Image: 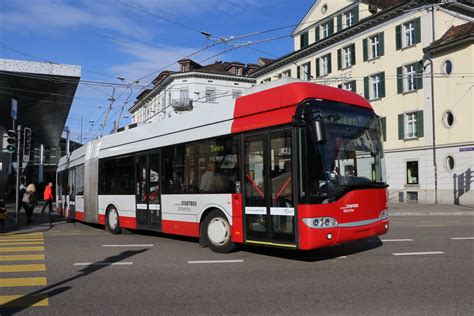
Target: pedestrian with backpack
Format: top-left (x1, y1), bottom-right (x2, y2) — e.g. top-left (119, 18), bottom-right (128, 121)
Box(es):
top-left (22, 183), bottom-right (37, 224)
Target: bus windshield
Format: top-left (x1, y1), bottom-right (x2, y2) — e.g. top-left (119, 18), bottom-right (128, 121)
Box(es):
top-left (299, 99), bottom-right (387, 204)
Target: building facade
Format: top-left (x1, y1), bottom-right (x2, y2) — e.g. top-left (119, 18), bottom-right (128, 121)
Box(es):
top-left (129, 59), bottom-right (261, 124)
top-left (250, 0), bottom-right (473, 205)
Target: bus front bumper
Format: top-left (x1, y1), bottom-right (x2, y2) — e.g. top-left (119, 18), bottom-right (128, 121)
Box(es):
top-left (298, 218), bottom-right (389, 250)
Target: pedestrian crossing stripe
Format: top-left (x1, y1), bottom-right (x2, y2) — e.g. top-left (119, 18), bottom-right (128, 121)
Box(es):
top-left (0, 294), bottom-right (49, 307)
top-left (0, 264), bottom-right (46, 273)
top-left (0, 238), bottom-right (44, 242)
top-left (0, 254), bottom-right (45, 261)
top-left (0, 277), bottom-right (47, 287)
top-left (0, 242), bottom-right (44, 246)
top-left (0, 246), bottom-right (45, 252)
top-left (0, 232), bottom-right (43, 236)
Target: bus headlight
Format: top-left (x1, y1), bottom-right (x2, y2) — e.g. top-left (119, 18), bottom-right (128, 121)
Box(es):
top-left (379, 209), bottom-right (389, 220)
top-left (303, 217), bottom-right (338, 229)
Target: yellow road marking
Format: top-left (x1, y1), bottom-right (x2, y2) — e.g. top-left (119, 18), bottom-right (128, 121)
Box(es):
top-left (0, 254), bottom-right (45, 261)
top-left (0, 242), bottom-right (44, 246)
top-left (0, 246), bottom-right (45, 252)
top-left (0, 264), bottom-right (46, 273)
top-left (0, 277), bottom-right (47, 287)
top-left (0, 232), bottom-right (43, 236)
top-left (0, 239), bottom-right (44, 242)
top-left (0, 294), bottom-right (49, 307)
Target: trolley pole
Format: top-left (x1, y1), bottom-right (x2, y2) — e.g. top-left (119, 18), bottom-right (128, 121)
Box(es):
top-left (15, 124), bottom-right (22, 226)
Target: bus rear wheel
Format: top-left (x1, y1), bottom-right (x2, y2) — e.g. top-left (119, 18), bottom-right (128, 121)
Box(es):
top-left (201, 210), bottom-right (237, 253)
top-left (106, 206), bottom-right (122, 234)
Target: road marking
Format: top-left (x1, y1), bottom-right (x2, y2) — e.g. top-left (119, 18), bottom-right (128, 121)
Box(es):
top-left (0, 254), bottom-right (45, 261)
top-left (0, 294), bottom-right (49, 307)
top-left (393, 251), bottom-right (445, 256)
top-left (0, 239), bottom-right (44, 243)
top-left (188, 259), bottom-right (244, 264)
top-left (102, 244), bottom-right (154, 247)
top-left (337, 256), bottom-right (347, 259)
top-left (0, 246), bottom-right (45, 252)
top-left (0, 232), bottom-right (43, 236)
top-left (0, 264), bottom-right (46, 273)
top-left (381, 239), bottom-right (413, 242)
top-left (450, 237), bottom-right (474, 240)
top-left (0, 242), bottom-right (44, 246)
top-left (73, 262), bottom-right (134, 266)
top-left (415, 225), bottom-right (446, 227)
top-left (0, 277), bottom-right (47, 287)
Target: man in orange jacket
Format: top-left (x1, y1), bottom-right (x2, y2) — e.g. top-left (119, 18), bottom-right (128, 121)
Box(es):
top-left (41, 182), bottom-right (54, 214)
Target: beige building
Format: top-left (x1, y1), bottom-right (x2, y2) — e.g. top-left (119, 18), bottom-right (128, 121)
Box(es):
top-left (250, 0), bottom-right (473, 205)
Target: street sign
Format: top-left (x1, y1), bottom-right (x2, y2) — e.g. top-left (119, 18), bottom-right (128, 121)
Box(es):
top-left (11, 99), bottom-right (18, 120)
top-left (12, 161), bottom-right (28, 173)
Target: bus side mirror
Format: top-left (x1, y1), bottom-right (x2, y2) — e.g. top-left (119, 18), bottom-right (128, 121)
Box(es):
top-left (314, 120), bottom-right (326, 143)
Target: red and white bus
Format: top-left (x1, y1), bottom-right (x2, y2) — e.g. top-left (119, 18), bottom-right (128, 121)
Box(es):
top-left (57, 81), bottom-right (389, 253)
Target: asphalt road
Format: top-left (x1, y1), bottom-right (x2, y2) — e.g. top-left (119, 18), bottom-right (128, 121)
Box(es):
top-left (1, 215), bottom-right (473, 315)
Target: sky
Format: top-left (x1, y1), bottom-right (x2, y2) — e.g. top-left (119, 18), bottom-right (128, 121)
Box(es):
top-left (0, 0), bottom-right (315, 143)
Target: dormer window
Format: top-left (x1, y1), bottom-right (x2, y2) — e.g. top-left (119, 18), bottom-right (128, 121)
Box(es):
top-left (235, 67), bottom-right (242, 76)
top-left (181, 64), bottom-right (190, 72)
top-left (321, 23), bottom-right (329, 39)
top-left (344, 11), bottom-right (353, 28)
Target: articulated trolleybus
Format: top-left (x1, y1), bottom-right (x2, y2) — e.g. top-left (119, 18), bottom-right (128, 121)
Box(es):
top-left (57, 80), bottom-right (389, 253)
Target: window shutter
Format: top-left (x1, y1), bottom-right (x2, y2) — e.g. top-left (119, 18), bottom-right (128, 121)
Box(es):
top-left (397, 66), bottom-right (403, 94)
top-left (380, 72), bottom-right (386, 98)
top-left (416, 110), bottom-right (424, 137)
top-left (297, 66), bottom-right (301, 79)
top-left (315, 25), bottom-right (320, 41)
top-left (396, 24), bottom-right (402, 50)
top-left (353, 5), bottom-right (359, 24)
top-left (337, 49), bottom-right (342, 70)
top-left (379, 32), bottom-right (385, 56)
top-left (351, 80), bottom-right (357, 93)
top-left (380, 117), bottom-right (387, 142)
top-left (364, 76), bottom-right (369, 99)
top-left (316, 58), bottom-right (320, 78)
top-left (329, 18), bottom-right (334, 35)
top-left (414, 17), bottom-right (421, 44)
top-left (398, 114), bottom-right (405, 140)
top-left (328, 54), bottom-right (332, 74)
top-left (363, 38), bottom-right (368, 61)
top-left (337, 14), bottom-right (342, 32)
top-left (351, 44), bottom-right (356, 66)
top-left (415, 61), bottom-right (423, 89)
top-left (307, 61), bottom-right (312, 79)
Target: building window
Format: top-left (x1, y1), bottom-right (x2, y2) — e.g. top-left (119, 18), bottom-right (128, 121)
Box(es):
top-left (205, 87), bottom-right (217, 102)
top-left (443, 60), bottom-right (453, 75)
top-left (445, 156), bottom-right (455, 172)
top-left (321, 22), bottom-right (329, 39)
top-left (442, 110), bottom-right (454, 128)
top-left (281, 69), bottom-right (291, 78)
top-left (316, 54), bottom-right (331, 78)
top-left (179, 89), bottom-right (189, 104)
top-left (370, 73), bottom-right (382, 99)
top-left (344, 10), bottom-right (353, 28)
top-left (406, 161), bottom-right (419, 185)
top-left (300, 32), bottom-right (309, 49)
top-left (338, 80), bottom-right (356, 93)
top-left (261, 78), bottom-right (271, 84)
top-left (397, 62), bottom-right (423, 94)
top-left (302, 62), bottom-right (311, 81)
top-left (396, 18), bottom-right (420, 50)
top-left (343, 46), bottom-right (352, 68)
top-left (406, 112), bottom-right (417, 139)
top-left (363, 33), bottom-right (384, 61)
top-left (370, 34), bottom-right (380, 59)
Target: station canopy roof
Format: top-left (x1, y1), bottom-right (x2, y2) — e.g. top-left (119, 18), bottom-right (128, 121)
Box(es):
top-left (0, 58), bottom-right (81, 147)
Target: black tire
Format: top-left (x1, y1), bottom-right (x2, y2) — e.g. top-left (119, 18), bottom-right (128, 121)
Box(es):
top-left (200, 210), bottom-right (238, 253)
top-left (106, 206), bottom-right (122, 234)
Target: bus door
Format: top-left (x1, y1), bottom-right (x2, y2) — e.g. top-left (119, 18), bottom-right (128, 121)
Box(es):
top-left (135, 152), bottom-right (161, 229)
top-left (243, 129), bottom-right (296, 246)
top-left (68, 167), bottom-right (76, 219)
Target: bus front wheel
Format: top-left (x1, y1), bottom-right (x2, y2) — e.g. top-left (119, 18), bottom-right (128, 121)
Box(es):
top-left (106, 206), bottom-right (122, 234)
top-left (201, 210), bottom-right (237, 253)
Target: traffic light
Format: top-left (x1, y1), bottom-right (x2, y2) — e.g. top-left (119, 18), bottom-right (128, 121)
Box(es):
top-left (23, 127), bottom-right (32, 159)
top-left (6, 130), bottom-right (17, 153)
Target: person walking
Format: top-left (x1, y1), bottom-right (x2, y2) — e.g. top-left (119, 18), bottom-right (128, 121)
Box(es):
top-left (41, 182), bottom-right (54, 214)
top-left (18, 179), bottom-right (26, 214)
top-left (22, 183), bottom-right (37, 224)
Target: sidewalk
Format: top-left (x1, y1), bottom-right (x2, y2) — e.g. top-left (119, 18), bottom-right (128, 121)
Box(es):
top-left (0, 202), bottom-right (65, 234)
top-left (389, 202), bottom-right (474, 216)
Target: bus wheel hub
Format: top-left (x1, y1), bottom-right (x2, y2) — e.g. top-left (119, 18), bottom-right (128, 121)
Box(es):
top-left (208, 218), bottom-right (229, 245)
